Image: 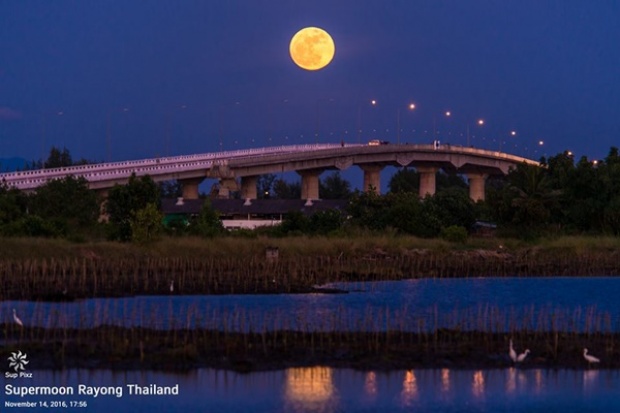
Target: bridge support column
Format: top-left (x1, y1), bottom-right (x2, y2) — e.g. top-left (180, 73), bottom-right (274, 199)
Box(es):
top-left (418, 167), bottom-right (438, 198)
top-left (95, 189), bottom-right (110, 223)
top-left (240, 176), bottom-right (258, 201)
top-left (298, 169), bottom-right (322, 201)
top-left (217, 178), bottom-right (239, 199)
top-left (179, 177), bottom-right (204, 200)
top-left (361, 165), bottom-right (383, 194)
top-left (467, 173), bottom-right (488, 202)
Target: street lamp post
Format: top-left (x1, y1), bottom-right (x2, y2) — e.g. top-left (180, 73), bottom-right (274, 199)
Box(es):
top-left (499, 130), bottom-right (516, 152)
top-left (357, 99), bottom-right (377, 144)
top-left (466, 119), bottom-right (484, 147)
top-left (433, 110), bottom-right (452, 144)
top-left (396, 103), bottom-right (415, 145)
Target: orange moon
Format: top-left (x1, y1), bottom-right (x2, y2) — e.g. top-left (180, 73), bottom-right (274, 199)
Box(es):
top-left (289, 27), bottom-right (335, 71)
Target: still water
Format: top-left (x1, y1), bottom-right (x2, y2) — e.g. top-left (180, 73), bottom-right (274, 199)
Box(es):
top-left (2, 277), bottom-right (620, 332)
top-left (4, 368), bottom-right (619, 412)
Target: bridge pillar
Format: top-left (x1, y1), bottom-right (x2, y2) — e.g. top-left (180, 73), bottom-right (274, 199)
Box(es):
top-left (95, 189), bottom-right (110, 223)
top-left (298, 169), bottom-right (322, 201)
top-left (467, 173), bottom-right (488, 202)
top-left (180, 177), bottom-right (204, 200)
top-left (361, 165), bottom-right (383, 194)
top-left (217, 178), bottom-right (239, 199)
top-left (418, 166), bottom-right (438, 197)
top-left (240, 176), bottom-right (258, 200)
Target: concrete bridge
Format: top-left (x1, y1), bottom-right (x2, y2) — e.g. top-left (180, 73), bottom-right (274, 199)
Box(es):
top-left (0, 143), bottom-right (539, 202)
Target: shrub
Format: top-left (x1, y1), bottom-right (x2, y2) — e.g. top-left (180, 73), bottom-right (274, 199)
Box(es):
top-left (440, 225), bottom-right (468, 243)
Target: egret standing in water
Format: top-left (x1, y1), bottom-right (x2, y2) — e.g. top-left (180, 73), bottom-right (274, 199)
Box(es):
top-left (516, 349), bottom-right (530, 363)
top-left (509, 339), bottom-right (529, 363)
top-left (509, 339), bottom-right (517, 363)
top-left (13, 309), bottom-right (23, 327)
top-left (583, 348), bottom-right (600, 367)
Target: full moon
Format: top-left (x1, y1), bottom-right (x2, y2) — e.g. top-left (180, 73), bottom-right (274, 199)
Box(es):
top-left (289, 27), bottom-right (335, 71)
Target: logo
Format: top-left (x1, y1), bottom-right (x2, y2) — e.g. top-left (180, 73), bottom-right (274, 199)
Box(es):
top-left (5, 351), bottom-right (32, 379)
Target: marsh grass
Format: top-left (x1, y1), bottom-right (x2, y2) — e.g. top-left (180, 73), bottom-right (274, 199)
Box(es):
top-left (3, 323), bottom-right (618, 371)
top-left (1, 234), bottom-right (620, 300)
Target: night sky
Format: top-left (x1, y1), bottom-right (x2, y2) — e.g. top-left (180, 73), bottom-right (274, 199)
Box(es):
top-left (2, 1), bottom-right (619, 172)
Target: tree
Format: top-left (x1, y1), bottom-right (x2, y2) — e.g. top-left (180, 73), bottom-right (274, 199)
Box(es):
top-left (384, 192), bottom-right (442, 237)
top-left (257, 174), bottom-right (277, 199)
top-left (0, 182), bottom-right (28, 226)
top-left (106, 174), bottom-right (160, 241)
top-left (130, 203), bottom-right (163, 243)
top-left (488, 162), bottom-right (557, 237)
top-left (389, 168), bottom-right (467, 194)
top-left (431, 188), bottom-right (476, 230)
top-left (29, 176), bottom-right (100, 228)
top-left (436, 170), bottom-right (468, 191)
top-left (309, 209), bottom-right (345, 234)
top-left (347, 190), bottom-right (389, 231)
top-left (388, 168), bottom-right (419, 193)
top-left (159, 180), bottom-right (183, 198)
top-left (320, 172), bottom-right (352, 199)
top-left (191, 199), bottom-right (224, 237)
top-left (44, 146), bottom-right (73, 169)
top-left (277, 210), bottom-right (309, 235)
top-left (273, 179), bottom-right (301, 199)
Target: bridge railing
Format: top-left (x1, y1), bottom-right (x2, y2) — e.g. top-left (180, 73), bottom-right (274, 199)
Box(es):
top-left (0, 144), bottom-right (347, 190)
top-left (0, 143), bottom-right (535, 191)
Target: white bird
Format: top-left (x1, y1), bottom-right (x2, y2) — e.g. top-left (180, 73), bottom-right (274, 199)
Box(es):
top-left (12, 309), bottom-right (23, 327)
top-left (516, 349), bottom-right (530, 363)
top-left (169, 280), bottom-right (174, 293)
top-left (509, 339), bottom-right (517, 363)
top-left (583, 348), bottom-right (600, 366)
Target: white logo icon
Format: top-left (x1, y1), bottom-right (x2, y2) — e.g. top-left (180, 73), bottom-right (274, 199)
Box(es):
top-left (8, 351), bottom-right (29, 372)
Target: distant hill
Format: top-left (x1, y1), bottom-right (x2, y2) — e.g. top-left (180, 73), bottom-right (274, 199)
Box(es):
top-left (0, 157), bottom-right (29, 172)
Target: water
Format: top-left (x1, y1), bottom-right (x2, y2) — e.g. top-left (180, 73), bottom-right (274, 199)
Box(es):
top-left (3, 277), bottom-right (620, 411)
top-left (3, 368), bottom-right (619, 412)
top-left (2, 277), bottom-right (620, 332)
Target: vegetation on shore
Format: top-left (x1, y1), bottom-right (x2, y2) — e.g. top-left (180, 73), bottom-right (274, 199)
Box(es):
top-left (3, 326), bottom-right (618, 371)
top-left (0, 235), bottom-right (619, 301)
top-left (4, 146), bottom-right (620, 243)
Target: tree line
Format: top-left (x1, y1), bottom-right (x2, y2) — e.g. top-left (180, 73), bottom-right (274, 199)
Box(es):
top-left (1, 146), bottom-right (619, 242)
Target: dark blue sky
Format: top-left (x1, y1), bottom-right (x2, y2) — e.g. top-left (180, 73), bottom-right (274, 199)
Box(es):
top-left (1, 0), bottom-right (619, 166)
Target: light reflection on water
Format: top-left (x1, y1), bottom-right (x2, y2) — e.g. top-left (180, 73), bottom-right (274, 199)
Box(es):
top-left (5, 368), bottom-right (619, 413)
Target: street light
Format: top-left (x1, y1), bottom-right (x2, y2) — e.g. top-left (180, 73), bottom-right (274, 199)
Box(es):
top-left (466, 119), bottom-right (485, 147)
top-left (106, 107), bottom-right (129, 162)
top-left (499, 130), bottom-right (517, 152)
top-left (534, 140), bottom-right (545, 158)
top-left (432, 110), bottom-right (452, 144)
top-left (396, 103), bottom-right (415, 145)
top-left (356, 99), bottom-right (377, 144)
